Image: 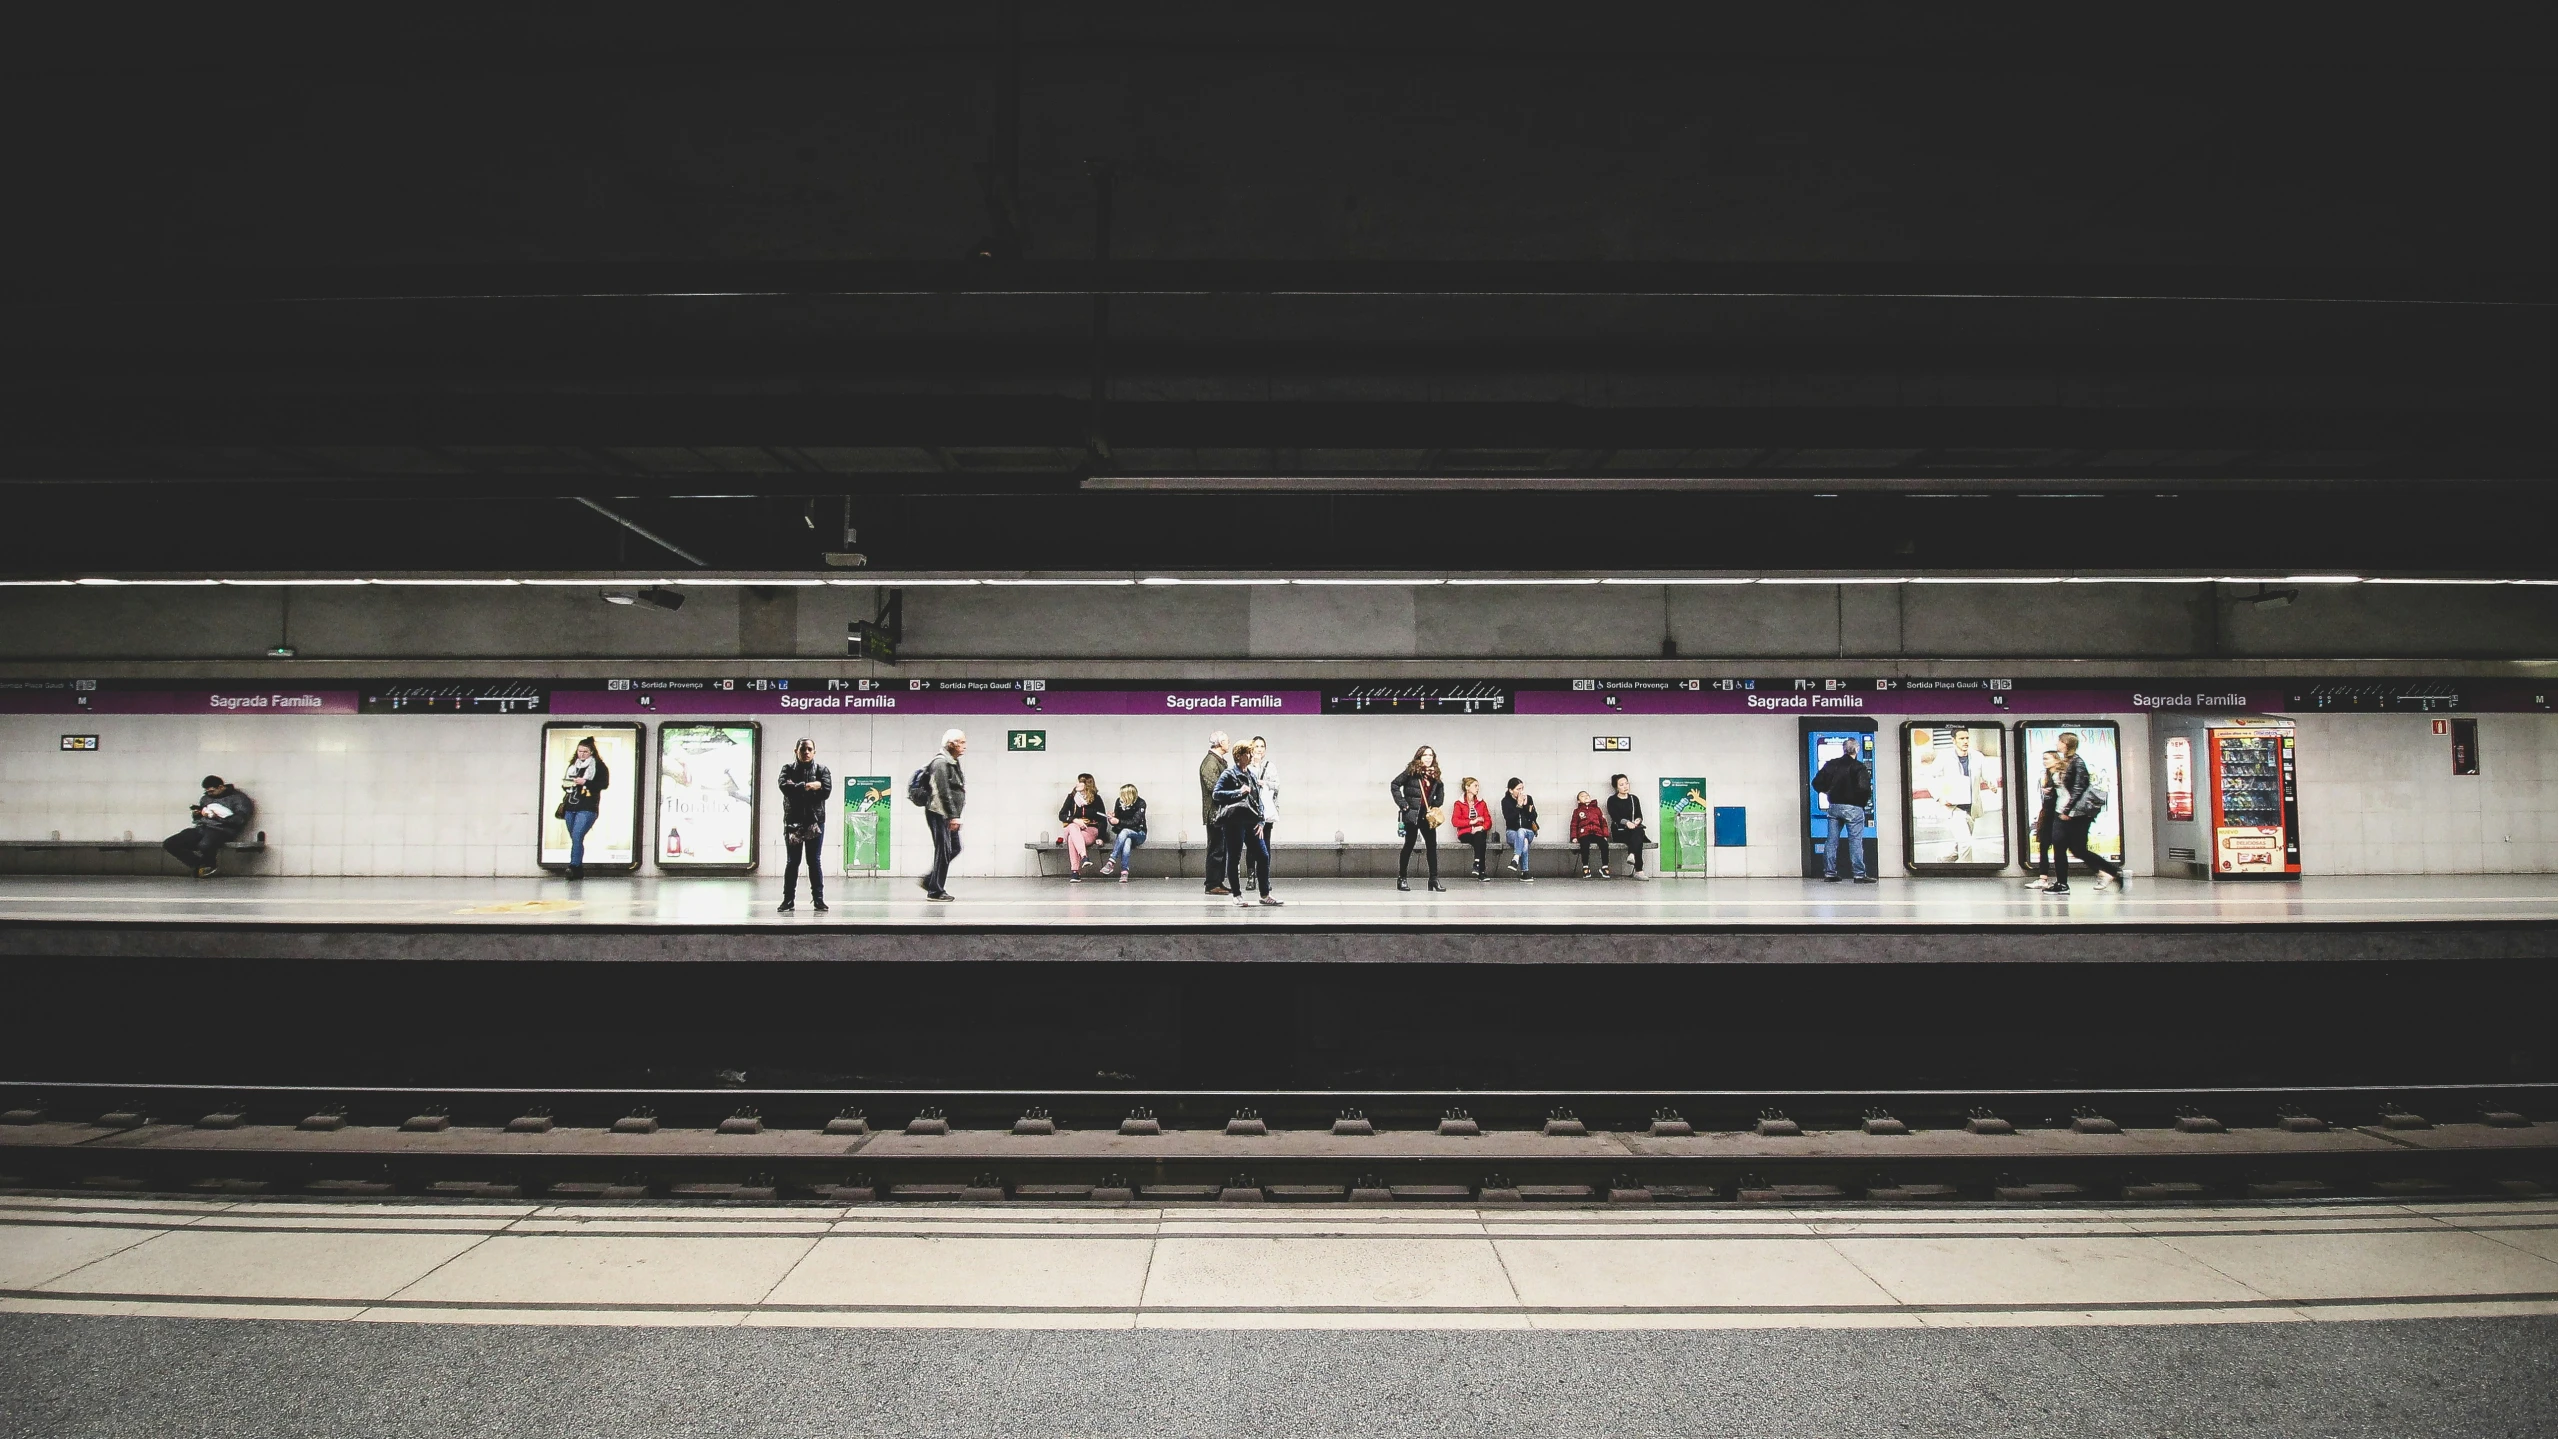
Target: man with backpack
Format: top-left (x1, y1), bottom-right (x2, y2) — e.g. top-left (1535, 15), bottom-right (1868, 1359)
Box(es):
top-left (913, 728), bottom-right (967, 902)
top-left (2048, 730), bottom-right (2126, 894)
top-left (1811, 743), bottom-right (1875, 883)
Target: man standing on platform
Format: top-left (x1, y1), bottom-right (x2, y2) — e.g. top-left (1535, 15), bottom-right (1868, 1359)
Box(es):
top-left (1198, 730), bottom-right (1232, 895)
top-left (922, 728), bottom-right (967, 903)
top-left (777, 737), bottom-right (832, 914)
top-left (1812, 744), bottom-right (1875, 884)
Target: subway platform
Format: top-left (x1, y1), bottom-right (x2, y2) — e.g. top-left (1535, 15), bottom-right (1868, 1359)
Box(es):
top-left (2, 872), bottom-right (2555, 966)
top-left (3, 1192), bottom-right (2555, 1437)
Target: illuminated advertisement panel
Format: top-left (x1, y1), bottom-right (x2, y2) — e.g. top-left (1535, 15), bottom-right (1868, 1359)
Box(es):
top-left (654, 722), bottom-right (760, 872)
top-left (1900, 722), bottom-right (2010, 873)
top-left (2014, 721), bottom-right (2124, 868)
top-left (539, 722), bottom-right (643, 872)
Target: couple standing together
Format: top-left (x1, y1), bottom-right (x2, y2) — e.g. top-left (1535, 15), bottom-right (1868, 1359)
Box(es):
top-left (1199, 731), bottom-right (1282, 905)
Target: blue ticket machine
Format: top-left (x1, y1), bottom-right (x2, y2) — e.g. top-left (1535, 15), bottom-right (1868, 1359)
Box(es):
top-left (1800, 718), bottom-right (1879, 878)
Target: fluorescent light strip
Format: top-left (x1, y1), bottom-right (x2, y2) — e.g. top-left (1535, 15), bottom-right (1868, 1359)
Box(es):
top-left (672, 577), bottom-right (826, 586)
top-left (830, 577), bottom-right (979, 585)
top-left (1599, 577), bottom-right (1755, 585)
top-left (979, 579), bottom-right (1137, 587)
top-left (215, 578), bottom-right (372, 586)
top-left (371, 578), bottom-right (520, 586)
top-left (2281, 575), bottom-right (2365, 584)
top-left (75, 577), bottom-right (219, 586)
top-left (1139, 577), bottom-right (1290, 586)
top-left (1445, 578), bottom-right (1601, 586)
top-left (1291, 578), bottom-right (1446, 586)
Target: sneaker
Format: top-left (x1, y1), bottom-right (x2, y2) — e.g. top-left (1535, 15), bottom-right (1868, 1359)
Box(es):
top-left (1118, 872), bottom-right (1130, 883)
top-left (1632, 870), bottom-right (1650, 881)
top-left (1823, 874), bottom-right (1842, 883)
top-left (2022, 876), bottom-right (2051, 889)
top-left (2113, 873), bottom-right (2129, 891)
top-left (926, 891), bottom-right (955, 903)
top-left (1579, 867), bottom-right (1593, 879)
top-left (1476, 872), bottom-right (1492, 883)
top-left (195, 865), bottom-right (218, 879)
top-left (812, 899), bottom-right (828, 912)
top-left (2093, 871), bottom-right (2115, 891)
top-left (778, 900), bottom-right (795, 913)
top-left (1853, 875), bottom-right (1876, 884)
top-left (1099, 861), bottom-right (1116, 877)
top-left (2043, 884), bottom-right (2070, 894)
top-left (1069, 874), bottom-right (1082, 883)
top-left (1520, 872), bottom-right (1534, 883)
top-left (1260, 896), bottom-right (1284, 906)
top-left (1598, 867), bottom-right (1612, 879)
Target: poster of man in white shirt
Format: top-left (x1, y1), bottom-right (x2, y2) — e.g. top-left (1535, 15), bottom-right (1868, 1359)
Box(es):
top-left (1906, 723), bottom-right (2007, 868)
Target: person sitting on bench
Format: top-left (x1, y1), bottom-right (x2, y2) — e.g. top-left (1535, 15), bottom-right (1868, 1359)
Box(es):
top-left (164, 775), bottom-right (255, 878)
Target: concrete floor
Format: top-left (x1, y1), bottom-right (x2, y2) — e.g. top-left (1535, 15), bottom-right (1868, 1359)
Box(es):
top-left (3, 1195), bottom-right (2555, 1436)
top-left (4, 871), bottom-right (2556, 930)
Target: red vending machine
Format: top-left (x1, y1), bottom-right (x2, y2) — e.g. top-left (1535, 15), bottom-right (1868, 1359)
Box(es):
top-left (2153, 715), bottom-right (2301, 879)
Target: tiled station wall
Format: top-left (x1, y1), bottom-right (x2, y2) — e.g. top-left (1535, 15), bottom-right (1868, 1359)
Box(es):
top-left (3, 709), bottom-right (2548, 879)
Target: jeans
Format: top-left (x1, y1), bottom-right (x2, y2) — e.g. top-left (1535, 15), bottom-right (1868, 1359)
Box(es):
top-left (564, 808), bottom-right (598, 870)
top-left (1108, 829), bottom-right (1146, 870)
top-left (1219, 813), bottom-right (1269, 898)
top-left (1509, 829), bottom-right (1533, 871)
top-left (782, 826), bottom-right (824, 903)
top-left (2053, 813), bottom-right (2118, 886)
top-left (925, 817), bottom-right (963, 896)
top-left (1825, 804), bottom-right (1867, 878)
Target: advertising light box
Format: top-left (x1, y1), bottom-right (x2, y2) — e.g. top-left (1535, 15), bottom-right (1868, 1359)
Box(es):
top-left (539, 722), bottom-right (643, 872)
top-left (1900, 722), bottom-right (2010, 873)
top-left (2014, 721), bottom-right (2124, 868)
top-left (655, 722), bottom-right (760, 872)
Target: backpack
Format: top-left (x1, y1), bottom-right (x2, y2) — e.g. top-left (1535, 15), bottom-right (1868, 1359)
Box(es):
top-left (2084, 768), bottom-right (2111, 813)
top-left (906, 762), bottom-right (935, 807)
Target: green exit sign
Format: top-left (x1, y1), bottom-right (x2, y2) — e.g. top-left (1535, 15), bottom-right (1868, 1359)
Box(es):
top-left (1008, 730), bottom-right (1047, 752)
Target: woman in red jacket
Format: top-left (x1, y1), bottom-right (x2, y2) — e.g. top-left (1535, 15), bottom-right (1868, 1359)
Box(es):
top-left (1451, 776), bottom-right (1496, 881)
top-left (1569, 790), bottom-right (1610, 878)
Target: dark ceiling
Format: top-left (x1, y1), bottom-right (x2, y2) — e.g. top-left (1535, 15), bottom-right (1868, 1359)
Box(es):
top-left (3, 5), bottom-right (2554, 572)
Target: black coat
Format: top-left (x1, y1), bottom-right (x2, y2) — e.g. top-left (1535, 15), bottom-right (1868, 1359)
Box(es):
top-left (1812, 754), bottom-right (1872, 807)
top-left (1390, 770), bottom-right (1445, 823)
top-left (1112, 797), bottom-right (1148, 835)
top-left (778, 760), bottom-right (833, 827)
top-left (1059, 791), bottom-right (1110, 830)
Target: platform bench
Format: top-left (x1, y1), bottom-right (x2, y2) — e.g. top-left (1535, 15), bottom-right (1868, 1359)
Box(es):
top-left (0, 834), bottom-right (268, 876)
top-left (1022, 837), bottom-right (1628, 880)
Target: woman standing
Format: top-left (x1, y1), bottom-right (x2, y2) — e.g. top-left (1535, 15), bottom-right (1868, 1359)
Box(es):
top-left (1605, 773), bottom-right (1651, 880)
top-left (1570, 791), bottom-right (1608, 878)
top-left (1501, 777), bottom-right (1539, 882)
top-left (1390, 745), bottom-right (1447, 893)
top-left (1452, 777), bottom-right (1495, 881)
top-left (1103, 784), bottom-right (1147, 881)
top-left (558, 736), bottom-right (609, 882)
top-left (1057, 773), bottom-right (1109, 881)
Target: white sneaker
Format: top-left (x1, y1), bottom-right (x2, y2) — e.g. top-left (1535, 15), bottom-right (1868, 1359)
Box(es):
top-left (2094, 871), bottom-right (2116, 891)
top-left (2023, 876), bottom-right (2051, 890)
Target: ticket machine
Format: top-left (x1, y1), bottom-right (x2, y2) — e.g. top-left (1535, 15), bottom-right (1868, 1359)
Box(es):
top-left (1799, 718), bottom-right (1879, 878)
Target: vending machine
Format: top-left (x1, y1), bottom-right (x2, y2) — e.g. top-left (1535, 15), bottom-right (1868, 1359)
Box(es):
top-left (2152, 715), bottom-right (2301, 879)
top-left (1799, 718), bottom-right (1880, 878)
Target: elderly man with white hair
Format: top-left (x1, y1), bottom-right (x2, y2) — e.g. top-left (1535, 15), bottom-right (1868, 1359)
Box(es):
top-left (1197, 729), bottom-right (1233, 895)
top-left (921, 728), bottom-right (967, 903)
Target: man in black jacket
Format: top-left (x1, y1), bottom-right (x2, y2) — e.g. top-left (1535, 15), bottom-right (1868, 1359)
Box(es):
top-left (164, 775), bottom-right (255, 877)
top-left (1811, 746), bottom-right (1875, 883)
top-left (777, 738), bottom-right (833, 913)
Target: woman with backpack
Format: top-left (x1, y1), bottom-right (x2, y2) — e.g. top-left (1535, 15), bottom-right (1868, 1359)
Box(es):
top-left (2048, 731), bottom-right (2126, 894)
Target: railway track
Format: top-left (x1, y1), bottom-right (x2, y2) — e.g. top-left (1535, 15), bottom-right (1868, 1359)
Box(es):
top-left (5, 1080), bottom-right (2553, 1204)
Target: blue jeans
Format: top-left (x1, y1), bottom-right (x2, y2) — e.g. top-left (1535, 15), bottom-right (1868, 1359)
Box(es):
top-left (1508, 830), bottom-right (1533, 870)
top-left (1825, 804), bottom-right (1867, 879)
top-left (1108, 829), bottom-right (1146, 869)
top-left (565, 807), bottom-right (598, 869)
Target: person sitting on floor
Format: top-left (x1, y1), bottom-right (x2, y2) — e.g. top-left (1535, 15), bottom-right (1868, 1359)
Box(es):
top-left (163, 775), bottom-right (255, 878)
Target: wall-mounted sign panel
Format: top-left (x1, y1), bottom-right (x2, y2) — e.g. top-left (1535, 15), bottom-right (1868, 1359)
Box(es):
top-left (842, 775), bottom-right (892, 872)
top-left (654, 722), bottom-right (760, 872)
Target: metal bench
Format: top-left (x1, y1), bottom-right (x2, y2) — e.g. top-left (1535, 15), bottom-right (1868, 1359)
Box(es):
top-left (1022, 836), bottom-right (1611, 879)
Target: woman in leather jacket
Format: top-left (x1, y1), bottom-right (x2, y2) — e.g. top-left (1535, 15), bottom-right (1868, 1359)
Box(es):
top-left (1390, 744), bottom-right (1447, 892)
